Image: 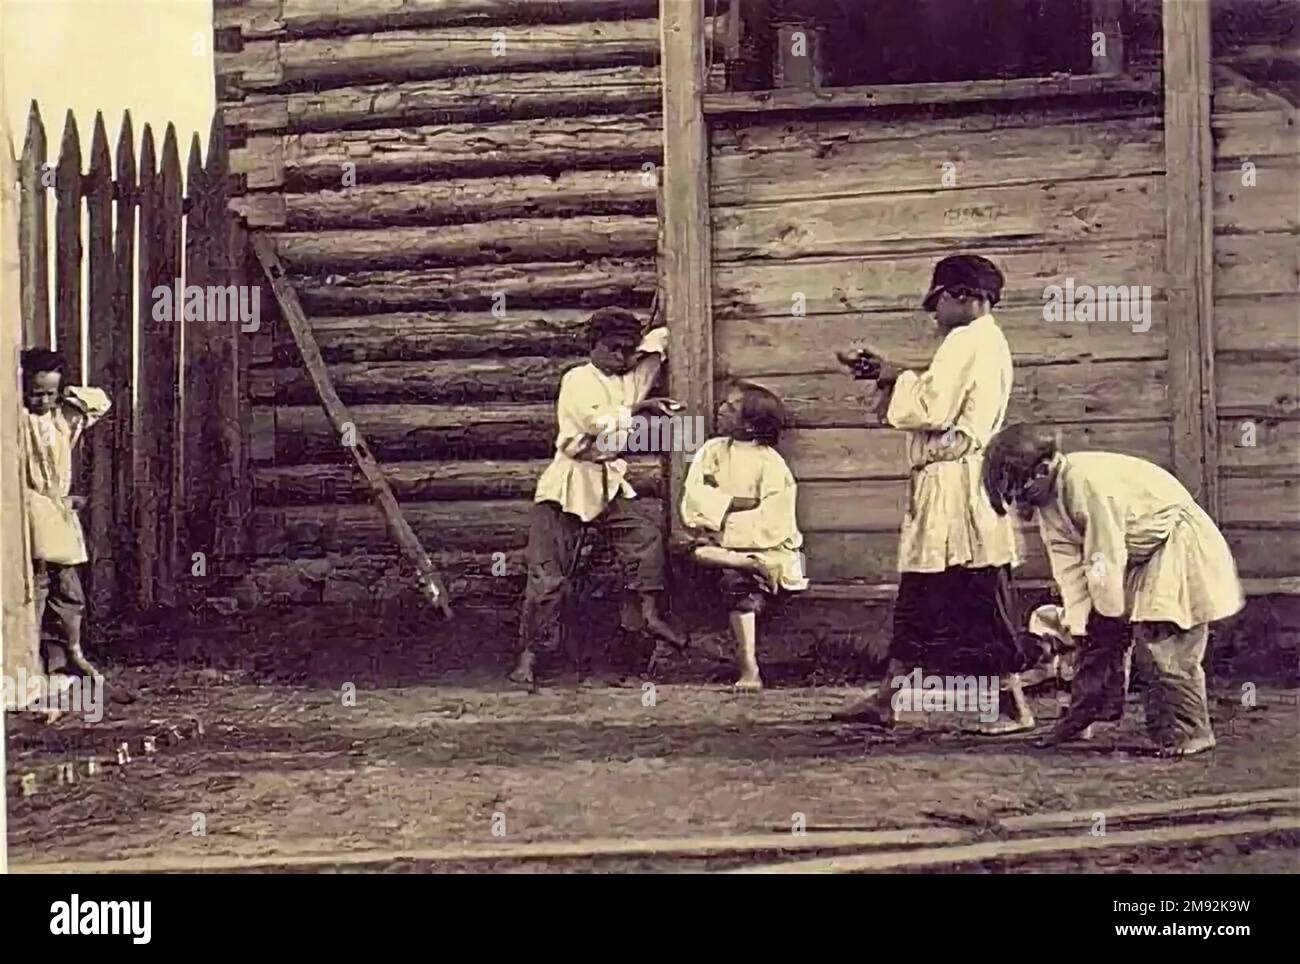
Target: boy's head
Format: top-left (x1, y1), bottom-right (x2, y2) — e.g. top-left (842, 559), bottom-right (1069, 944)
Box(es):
top-left (982, 423), bottom-right (1060, 520)
top-left (921, 255), bottom-right (1004, 330)
top-left (21, 348), bottom-right (66, 415)
top-left (717, 380), bottom-right (785, 447)
top-left (586, 307), bottom-right (645, 375)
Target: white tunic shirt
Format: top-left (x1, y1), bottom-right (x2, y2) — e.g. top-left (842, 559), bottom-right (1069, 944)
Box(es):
top-left (885, 313), bottom-right (1019, 573)
top-left (680, 437), bottom-right (809, 591)
top-left (1036, 452), bottom-right (1244, 634)
top-left (533, 326), bottom-right (668, 523)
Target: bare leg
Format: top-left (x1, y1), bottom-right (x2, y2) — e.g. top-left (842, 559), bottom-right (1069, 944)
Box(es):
top-left (831, 659), bottom-right (903, 727)
top-left (730, 611), bottom-right (762, 691)
top-left (691, 546), bottom-right (779, 593)
top-left (639, 591), bottom-right (687, 649)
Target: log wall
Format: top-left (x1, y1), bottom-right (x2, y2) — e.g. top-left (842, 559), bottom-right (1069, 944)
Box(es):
top-left (214, 0), bottom-right (672, 606)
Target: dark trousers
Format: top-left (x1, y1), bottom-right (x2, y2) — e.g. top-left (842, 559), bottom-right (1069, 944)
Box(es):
top-left (518, 498), bottom-right (665, 654)
top-left (889, 565), bottom-right (1025, 675)
top-left (34, 561), bottom-right (85, 673)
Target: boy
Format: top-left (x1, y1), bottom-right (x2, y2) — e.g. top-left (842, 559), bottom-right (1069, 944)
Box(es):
top-left (21, 347), bottom-right (111, 681)
top-left (982, 424), bottom-right (1243, 756)
top-left (510, 308), bottom-right (686, 686)
top-left (832, 255), bottom-right (1034, 731)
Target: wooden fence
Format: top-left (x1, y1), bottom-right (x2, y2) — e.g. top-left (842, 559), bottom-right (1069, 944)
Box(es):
top-left (11, 101), bottom-right (249, 618)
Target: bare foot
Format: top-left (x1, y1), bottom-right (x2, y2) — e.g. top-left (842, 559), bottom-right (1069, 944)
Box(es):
top-left (732, 676), bottom-right (763, 693)
top-left (1154, 734), bottom-right (1216, 758)
top-left (507, 650), bottom-right (535, 687)
top-left (642, 612), bottom-right (688, 651)
top-left (978, 716), bottom-right (1036, 735)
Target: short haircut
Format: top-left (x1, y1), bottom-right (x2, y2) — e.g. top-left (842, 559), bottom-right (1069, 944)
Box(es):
top-left (730, 380), bottom-right (786, 447)
top-left (21, 348), bottom-right (66, 392)
top-left (586, 307), bottom-right (643, 348)
top-left (982, 423), bottom-right (1059, 516)
top-left (946, 283), bottom-right (1000, 307)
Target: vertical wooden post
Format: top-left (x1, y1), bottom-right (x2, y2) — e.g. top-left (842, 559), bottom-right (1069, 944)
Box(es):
top-left (659, 0), bottom-right (715, 524)
top-left (112, 113), bottom-right (138, 605)
top-left (85, 114), bottom-right (116, 617)
top-left (1162, 0), bottom-right (1218, 515)
top-left (135, 124), bottom-right (159, 609)
top-left (158, 126), bottom-right (183, 608)
top-left (183, 132), bottom-right (215, 595)
top-left (54, 111), bottom-right (82, 381)
top-left (18, 102), bottom-right (48, 350)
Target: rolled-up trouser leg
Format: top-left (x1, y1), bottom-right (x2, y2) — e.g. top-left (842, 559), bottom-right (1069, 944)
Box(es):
top-left (1055, 614), bottom-right (1131, 737)
top-left (518, 502), bottom-right (584, 655)
top-left (601, 496), bottom-right (665, 593)
top-left (1132, 622), bottom-right (1213, 748)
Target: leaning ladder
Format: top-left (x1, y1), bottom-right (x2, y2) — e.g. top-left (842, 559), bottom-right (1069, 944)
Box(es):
top-left (252, 235), bottom-right (452, 617)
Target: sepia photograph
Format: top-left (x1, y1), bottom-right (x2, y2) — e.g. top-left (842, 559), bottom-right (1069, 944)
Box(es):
top-left (0, 0), bottom-right (1296, 908)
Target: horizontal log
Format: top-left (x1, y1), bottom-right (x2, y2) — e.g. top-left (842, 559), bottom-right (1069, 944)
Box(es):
top-left (292, 257), bottom-right (656, 313)
top-left (712, 117), bottom-right (1164, 207)
top-left (1213, 161), bottom-right (1300, 234)
top-left (1218, 417), bottom-right (1300, 475)
top-left (1212, 109), bottom-right (1300, 161)
top-left (270, 0), bottom-right (661, 35)
top-left (752, 359), bottom-right (1167, 428)
top-left (251, 20), bottom-right (661, 93)
top-left (780, 421), bottom-right (1171, 481)
top-left (272, 215), bottom-right (657, 271)
top-left (801, 530), bottom-right (1051, 583)
top-left (270, 168), bottom-right (655, 230)
top-left (1210, 64), bottom-right (1296, 113)
top-left (1220, 476), bottom-right (1300, 527)
top-left (718, 305), bottom-right (1169, 377)
top-left (714, 239), bottom-right (1166, 318)
top-left (1216, 356), bottom-right (1300, 418)
top-left (277, 308), bottom-right (611, 363)
top-left (1215, 233), bottom-right (1300, 297)
top-left (1213, 295), bottom-right (1300, 354)
top-left (277, 114), bottom-right (662, 188)
top-left (224, 65), bottom-right (662, 134)
top-left (713, 177), bottom-right (1164, 261)
top-left (1226, 527), bottom-right (1300, 578)
top-left (250, 355), bottom-right (580, 404)
top-left (252, 456), bottom-right (664, 504)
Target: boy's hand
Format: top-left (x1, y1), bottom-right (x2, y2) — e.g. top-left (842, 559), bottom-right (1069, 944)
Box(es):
top-left (634, 397), bottom-right (682, 418)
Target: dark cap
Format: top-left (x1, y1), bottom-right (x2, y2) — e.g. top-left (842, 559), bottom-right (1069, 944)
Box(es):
top-left (921, 255), bottom-right (1005, 311)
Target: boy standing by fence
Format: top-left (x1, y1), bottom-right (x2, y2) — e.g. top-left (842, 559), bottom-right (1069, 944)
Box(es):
top-left (21, 348), bottom-right (111, 681)
top-left (510, 308), bottom-right (686, 687)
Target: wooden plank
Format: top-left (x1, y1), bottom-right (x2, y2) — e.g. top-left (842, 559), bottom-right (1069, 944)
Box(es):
top-left (780, 422), bottom-right (1171, 481)
top-left (252, 235), bottom-right (452, 615)
top-left (252, 456), bottom-right (664, 505)
top-left (265, 169), bottom-right (656, 230)
top-left (999, 787), bottom-right (1300, 832)
top-left (1220, 476), bottom-right (1300, 527)
top-left (1216, 355), bottom-right (1300, 419)
top-left (1215, 232), bottom-right (1300, 296)
top-left (1, 84), bottom-right (41, 707)
top-left (276, 113), bottom-right (662, 189)
top-left (1211, 109), bottom-right (1300, 161)
top-left (1213, 295), bottom-right (1300, 354)
top-left (1213, 160), bottom-right (1300, 234)
top-left (713, 238), bottom-right (1165, 318)
top-left (712, 177), bottom-right (1164, 261)
top-left (224, 66), bottom-right (662, 135)
top-left (133, 125), bottom-right (160, 609)
top-left (802, 530), bottom-right (1048, 584)
top-left (711, 116), bottom-right (1163, 207)
top-left (752, 359), bottom-right (1167, 429)
top-left (157, 127), bottom-right (183, 608)
top-left (293, 257), bottom-right (656, 314)
top-left (733, 816), bottom-right (1300, 874)
top-left (110, 113), bottom-right (137, 604)
top-left (53, 111), bottom-right (81, 379)
top-left (271, 215), bottom-right (657, 271)
top-left (718, 306), bottom-right (1168, 378)
top-left (660, 0), bottom-right (715, 530)
top-left (18, 101), bottom-right (49, 349)
top-left (703, 72), bottom-right (1159, 115)
top-left (271, 0), bottom-right (661, 36)
top-left (1226, 527), bottom-right (1300, 578)
top-left (268, 401), bottom-right (555, 463)
top-left (1218, 416), bottom-right (1300, 475)
top-left (1164, 0), bottom-right (1222, 514)
top-left (250, 355), bottom-right (578, 405)
top-left (279, 308), bottom-right (624, 363)
top-left (84, 114), bottom-right (116, 616)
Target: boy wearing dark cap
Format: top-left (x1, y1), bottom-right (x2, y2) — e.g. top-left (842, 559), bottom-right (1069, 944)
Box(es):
top-left (510, 308), bottom-right (686, 687)
top-left (834, 255), bottom-right (1034, 731)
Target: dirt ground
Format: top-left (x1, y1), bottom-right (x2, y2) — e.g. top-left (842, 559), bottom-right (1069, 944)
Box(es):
top-left (5, 611), bottom-right (1299, 873)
